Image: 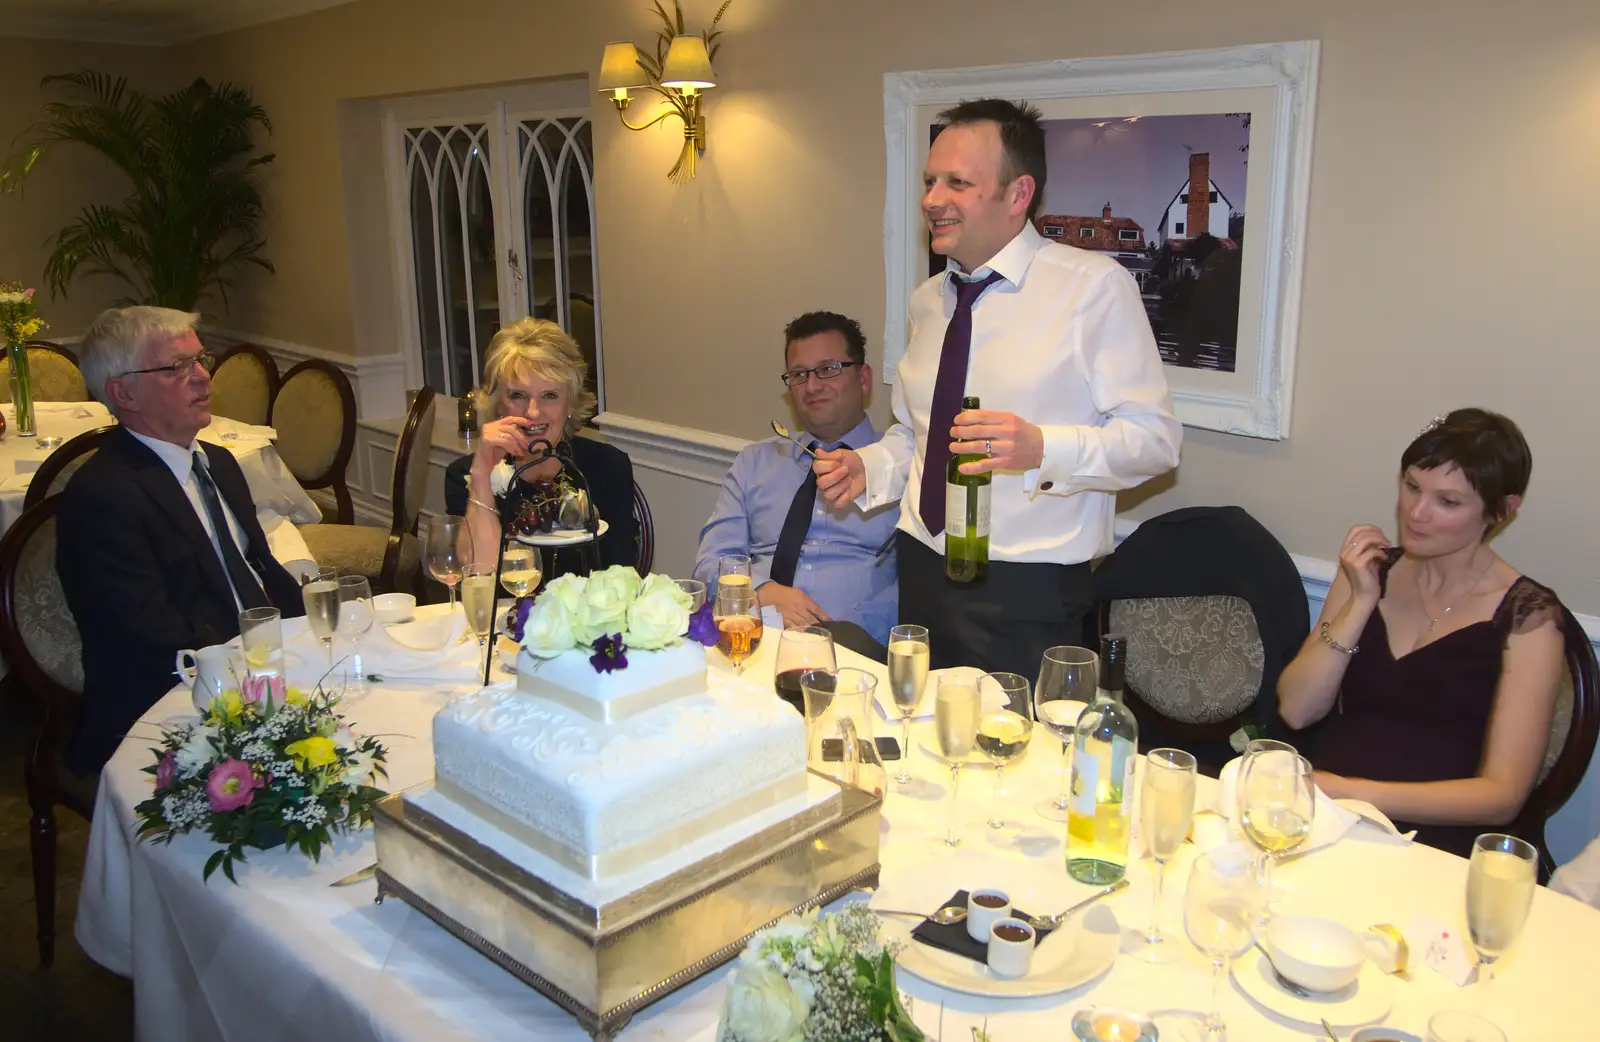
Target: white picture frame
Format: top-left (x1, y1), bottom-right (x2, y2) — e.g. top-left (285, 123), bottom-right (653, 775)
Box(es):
top-left (882, 41), bottom-right (1320, 440)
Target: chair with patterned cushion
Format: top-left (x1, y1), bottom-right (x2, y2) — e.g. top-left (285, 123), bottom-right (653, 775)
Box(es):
top-left (0, 497), bottom-right (96, 967)
top-left (298, 387), bottom-right (436, 594)
top-left (0, 341), bottom-right (90, 403)
top-left (24, 425), bottom-right (116, 511)
top-left (632, 479), bottom-right (654, 576)
top-left (1514, 605), bottom-right (1599, 880)
top-left (209, 343), bottom-right (280, 426)
top-left (270, 359), bottom-right (356, 524)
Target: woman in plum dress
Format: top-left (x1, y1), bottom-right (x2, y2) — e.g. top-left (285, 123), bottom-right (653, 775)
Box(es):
top-left (1277, 409), bottom-right (1566, 857)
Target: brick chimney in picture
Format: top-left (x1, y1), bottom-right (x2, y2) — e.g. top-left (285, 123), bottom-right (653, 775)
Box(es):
top-left (1102, 203), bottom-right (1113, 219)
top-left (1187, 153), bottom-right (1210, 238)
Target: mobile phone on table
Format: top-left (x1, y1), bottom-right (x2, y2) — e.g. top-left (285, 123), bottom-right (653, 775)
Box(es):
top-left (820, 736), bottom-right (901, 761)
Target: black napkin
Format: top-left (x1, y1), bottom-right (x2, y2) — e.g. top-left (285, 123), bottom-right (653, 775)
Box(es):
top-left (910, 889), bottom-right (1056, 963)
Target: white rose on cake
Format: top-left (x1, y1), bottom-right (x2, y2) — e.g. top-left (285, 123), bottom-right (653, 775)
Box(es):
top-left (541, 573), bottom-right (588, 614)
top-left (522, 596), bottom-right (578, 657)
top-left (572, 574), bottom-right (631, 645)
top-left (585, 564), bottom-right (641, 605)
top-left (626, 585), bottom-right (690, 649)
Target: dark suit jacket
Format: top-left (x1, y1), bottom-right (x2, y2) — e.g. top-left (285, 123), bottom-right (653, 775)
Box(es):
top-left (57, 428), bottom-right (305, 774)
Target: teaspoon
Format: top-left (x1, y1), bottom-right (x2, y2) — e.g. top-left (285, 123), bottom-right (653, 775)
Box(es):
top-left (771, 421), bottom-right (818, 458)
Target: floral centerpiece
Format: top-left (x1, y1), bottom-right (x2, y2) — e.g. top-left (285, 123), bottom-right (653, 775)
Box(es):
top-left (716, 904), bottom-right (923, 1042)
top-left (134, 674), bottom-right (388, 883)
top-left (0, 282), bottom-right (47, 437)
top-left (515, 565), bottom-right (719, 673)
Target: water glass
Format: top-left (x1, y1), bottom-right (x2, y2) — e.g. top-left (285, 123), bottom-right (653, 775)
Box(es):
top-left (335, 575), bottom-right (374, 691)
top-left (1033, 645), bottom-right (1096, 822)
top-left (1132, 748), bottom-right (1197, 962)
top-left (773, 626), bottom-right (836, 715)
top-left (799, 668), bottom-right (879, 792)
top-left (886, 624), bottom-right (930, 787)
top-left (238, 607), bottom-right (283, 680)
top-left (1184, 848), bottom-right (1261, 1040)
top-left (934, 672), bottom-right (980, 847)
top-left (976, 672), bottom-right (1031, 828)
top-left (1466, 833), bottom-right (1537, 990)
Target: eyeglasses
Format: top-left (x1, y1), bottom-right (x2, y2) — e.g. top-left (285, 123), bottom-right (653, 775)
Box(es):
top-left (121, 350), bottom-right (217, 380)
top-left (780, 361), bottom-right (861, 387)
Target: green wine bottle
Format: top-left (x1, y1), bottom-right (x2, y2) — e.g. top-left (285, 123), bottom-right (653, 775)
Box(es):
top-left (944, 395), bottom-right (990, 583)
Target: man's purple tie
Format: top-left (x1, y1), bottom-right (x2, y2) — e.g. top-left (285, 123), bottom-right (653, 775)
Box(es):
top-left (919, 270), bottom-right (1005, 536)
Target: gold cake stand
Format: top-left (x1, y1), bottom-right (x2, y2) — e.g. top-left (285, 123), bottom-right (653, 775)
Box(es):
top-left (372, 773), bottom-right (882, 1040)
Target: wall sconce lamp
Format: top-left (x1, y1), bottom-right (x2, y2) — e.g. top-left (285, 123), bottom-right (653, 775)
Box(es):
top-left (598, 2), bottom-right (729, 183)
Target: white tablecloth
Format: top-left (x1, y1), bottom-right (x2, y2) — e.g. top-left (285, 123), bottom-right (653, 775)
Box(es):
top-left (0, 403), bottom-right (319, 565)
top-left (75, 623), bottom-right (1600, 1041)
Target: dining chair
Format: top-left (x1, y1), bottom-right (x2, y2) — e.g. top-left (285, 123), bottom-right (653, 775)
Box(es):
top-left (297, 387), bottom-right (436, 595)
top-left (23, 424), bottom-right (117, 511)
top-left (269, 359), bottom-right (356, 524)
top-left (0, 496), bottom-right (96, 968)
top-left (0, 341), bottom-right (90, 403)
top-left (208, 343), bottom-right (281, 426)
top-left (1516, 605), bottom-right (1599, 881)
top-left (631, 479), bottom-right (654, 577)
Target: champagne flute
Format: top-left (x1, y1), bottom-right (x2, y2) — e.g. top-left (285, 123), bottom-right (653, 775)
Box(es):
top-left (1238, 746), bottom-right (1315, 898)
top-left (1131, 748), bottom-right (1197, 962)
top-left (425, 515), bottom-right (470, 613)
top-left (976, 672), bottom-right (1031, 828)
top-left (1033, 645), bottom-right (1097, 822)
top-left (714, 586), bottom-right (762, 674)
top-left (1466, 833), bottom-right (1537, 991)
top-left (716, 554), bottom-right (753, 601)
top-left (302, 572), bottom-right (341, 670)
top-left (499, 542), bottom-right (543, 599)
top-left (886, 624), bottom-right (930, 787)
top-left (676, 578), bottom-right (707, 612)
top-left (1184, 848), bottom-right (1261, 1041)
top-left (934, 672), bottom-right (980, 847)
top-left (335, 575), bottom-right (374, 692)
top-left (774, 626), bottom-right (836, 715)
top-left (461, 564), bottom-right (497, 650)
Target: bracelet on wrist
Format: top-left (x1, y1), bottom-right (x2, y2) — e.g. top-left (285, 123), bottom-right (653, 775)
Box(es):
top-left (467, 497), bottom-right (499, 514)
top-left (1319, 621), bottom-right (1359, 657)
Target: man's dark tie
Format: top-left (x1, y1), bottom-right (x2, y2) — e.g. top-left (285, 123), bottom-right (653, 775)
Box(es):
top-left (191, 451), bottom-right (271, 610)
top-left (770, 440), bottom-right (849, 589)
top-left (919, 270), bottom-right (1005, 535)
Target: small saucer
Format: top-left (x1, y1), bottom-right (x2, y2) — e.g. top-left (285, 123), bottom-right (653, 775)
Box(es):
top-left (1233, 950), bottom-right (1391, 1029)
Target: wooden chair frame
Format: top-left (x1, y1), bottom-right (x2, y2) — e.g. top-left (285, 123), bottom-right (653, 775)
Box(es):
top-left (632, 480), bottom-right (654, 577)
top-left (24, 425), bottom-right (117, 513)
top-left (269, 359), bottom-right (357, 525)
top-left (379, 386), bottom-right (436, 592)
top-left (1515, 605), bottom-right (1600, 877)
top-left (23, 339), bottom-right (81, 366)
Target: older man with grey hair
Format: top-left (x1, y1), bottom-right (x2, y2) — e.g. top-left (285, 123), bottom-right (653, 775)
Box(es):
top-left (57, 306), bottom-right (305, 775)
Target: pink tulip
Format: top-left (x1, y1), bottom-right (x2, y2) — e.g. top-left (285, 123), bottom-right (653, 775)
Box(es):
top-left (205, 758), bottom-right (263, 812)
top-left (242, 673), bottom-right (284, 707)
top-left (22, 288), bottom-right (33, 300)
top-left (155, 750), bottom-right (177, 789)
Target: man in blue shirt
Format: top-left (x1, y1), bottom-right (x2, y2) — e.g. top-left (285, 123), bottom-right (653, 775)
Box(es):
top-left (694, 312), bottom-right (899, 643)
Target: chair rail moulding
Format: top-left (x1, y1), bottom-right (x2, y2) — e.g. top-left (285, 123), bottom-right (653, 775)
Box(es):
top-left (883, 41), bottom-right (1321, 440)
top-left (197, 326), bottom-right (408, 420)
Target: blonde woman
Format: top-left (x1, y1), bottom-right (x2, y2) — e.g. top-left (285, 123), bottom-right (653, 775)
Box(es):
top-left (444, 318), bottom-right (638, 579)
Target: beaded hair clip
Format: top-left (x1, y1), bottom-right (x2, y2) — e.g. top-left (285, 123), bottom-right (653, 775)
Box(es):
top-left (1419, 415), bottom-right (1446, 435)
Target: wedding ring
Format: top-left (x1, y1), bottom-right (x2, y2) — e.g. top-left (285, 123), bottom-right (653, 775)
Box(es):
top-left (985, 439), bottom-right (993, 456)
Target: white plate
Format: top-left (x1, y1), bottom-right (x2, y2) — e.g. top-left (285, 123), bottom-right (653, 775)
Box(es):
top-left (883, 903), bottom-right (1120, 998)
top-left (515, 518), bottom-right (609, 546)
top-left (1233, 950), bottom-right (1392, 1029)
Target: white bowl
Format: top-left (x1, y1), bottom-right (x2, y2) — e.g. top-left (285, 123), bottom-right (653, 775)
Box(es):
top-left (1265, 915), bottom-right (1367, 993)
top-left (373, 593), bottom-right (416, 624)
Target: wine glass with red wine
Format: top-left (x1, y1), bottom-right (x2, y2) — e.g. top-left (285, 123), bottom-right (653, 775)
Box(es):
top-left (773, 626), bottom-right (837, 713)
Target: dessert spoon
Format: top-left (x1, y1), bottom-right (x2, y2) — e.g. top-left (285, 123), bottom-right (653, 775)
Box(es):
top-left (771, 421), bottom-right (818, 458)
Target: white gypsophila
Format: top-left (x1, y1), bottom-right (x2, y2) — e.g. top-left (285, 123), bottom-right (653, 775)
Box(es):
top-left (161, 790), bottom-right (210, 830)
top-left (241, 740), bottom-right (273, 763)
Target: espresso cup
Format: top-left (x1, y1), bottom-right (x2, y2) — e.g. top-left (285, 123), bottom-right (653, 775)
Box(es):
top-left (967, 888), bottom-right (1011, 943)
top-left (176, 644), bottom-right (240, 712)
top-left (986, 917), bottom-right (1035, 978)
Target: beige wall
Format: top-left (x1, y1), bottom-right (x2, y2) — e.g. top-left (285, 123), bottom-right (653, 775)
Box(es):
top-left (0, 36), bottom-right (177, 333)
top-left (156, 0), bottom-right (1599, 613)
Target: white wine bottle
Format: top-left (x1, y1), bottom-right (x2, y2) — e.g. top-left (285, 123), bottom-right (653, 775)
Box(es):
top-left (944, 394), bottom-right (990, 583)
top-left (1066, 634), bottom-right (1139, 884)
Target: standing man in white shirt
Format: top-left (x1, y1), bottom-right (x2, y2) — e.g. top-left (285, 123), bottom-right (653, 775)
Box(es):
top-left (815, 99), bottom-right (1181, 675)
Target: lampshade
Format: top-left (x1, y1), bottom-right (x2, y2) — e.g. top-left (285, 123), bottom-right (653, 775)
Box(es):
top-left (598, 41), bottom-right (649, 92)
top-left (660, 35), bottom-right (715, 90)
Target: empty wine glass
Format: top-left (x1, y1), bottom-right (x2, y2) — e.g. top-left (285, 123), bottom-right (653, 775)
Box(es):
top-left (1466, 833), bottom-right (1537, 991)
top-left (1033, 645), bottom-right (1097, 822)
top-left (499, 541), bottom-right (543, 599)
top-left (934, 672), bottom-right (980, 847)
top-left (1184, 848), bottom-right (1261, 1040)
top-left (1131, 748), bottom-right (1197, 963)
top-left (773, 626), bottom-right (835, 715)
top-left (886, 624), bottom-right (930, 787)
top-left (335, 575), bottom-right (374, 692)
top-left (976, 672), bottom-right (1031, 828)
top-left (676, 578), bottom-right (707, 611)
top-left (425, 515), bottom-right (470, 613)
top-left (1238, 745), bottom-right (1315, 898)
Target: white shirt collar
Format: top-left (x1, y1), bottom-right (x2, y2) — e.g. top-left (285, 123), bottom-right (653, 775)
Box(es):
top-left (944, 222), bottom-right (1046, 291)
top-left (126, 429), bottom-right (203, 483)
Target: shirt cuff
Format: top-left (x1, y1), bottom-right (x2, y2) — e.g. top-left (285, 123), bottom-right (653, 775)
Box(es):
top-left (853, 443), bottom-right (892, 511)
top-left (1024, 424), bottom-right (1084, 497)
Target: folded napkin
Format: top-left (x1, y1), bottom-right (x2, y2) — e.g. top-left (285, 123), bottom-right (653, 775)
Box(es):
top-left (872, 665), bottom-right (985, 724)
top-left (909, 890), bottom-right (1055, 963)
top-left (1215, 755), bottom-right (1366, 854)
top-left (199, 417), bottom-right (278, 454)
top-left (32, 402), bottom-right (101, 419)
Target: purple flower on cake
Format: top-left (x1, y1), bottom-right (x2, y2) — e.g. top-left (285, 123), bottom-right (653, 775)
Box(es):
top-left (687, 602), bottom-right (719, 647)
top-left (205, 758), bottom-right (263, 812)
top-left (509, 596), bottom-right (533, 641)
top-left (589, 633), bottom-right (629, 674)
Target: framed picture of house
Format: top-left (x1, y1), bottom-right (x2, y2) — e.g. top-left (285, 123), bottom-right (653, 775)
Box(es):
top-left (883, 41), bottom-right (1320, 440)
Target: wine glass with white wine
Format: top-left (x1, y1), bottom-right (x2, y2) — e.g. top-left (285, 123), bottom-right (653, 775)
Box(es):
top-left (1131, 748), bottom-right (1197, 963)
top-left (1238, 746), bottom-right (1315, 899)
top-left (933, 672), bottom-right (980, 848)
top-left (976, 672), bottom-right (1031, 829)
top-left (499, 541), bottom-right (543, 600)
top-left (886, 624), bottom-right (930, 788)
top-left (1466, 833), bottom-right (1537, 992)
top-left (302, 568), bottom-right (341, 671)
top-left (1033, 645), bottom-right (1097, 823)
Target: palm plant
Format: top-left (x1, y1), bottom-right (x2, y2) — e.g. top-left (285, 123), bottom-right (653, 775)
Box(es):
top-left (1, 70), bottom-right (275, 311)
